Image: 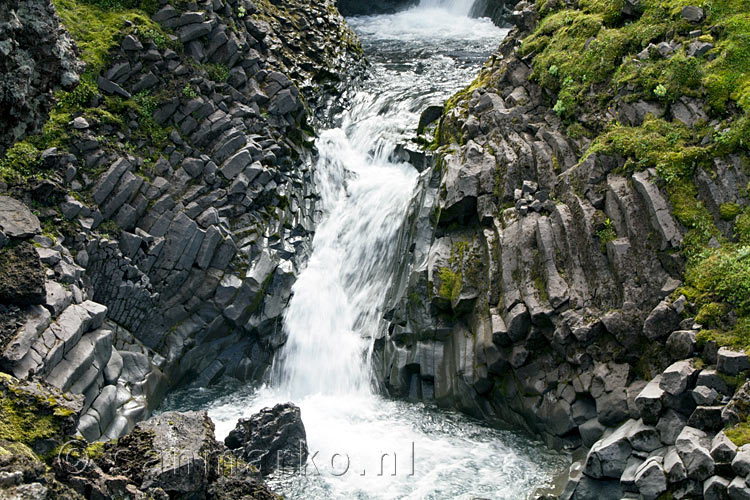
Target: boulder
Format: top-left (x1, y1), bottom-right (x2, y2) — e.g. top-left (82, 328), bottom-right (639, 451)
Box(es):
top-left (660, 359), bottom-right (698, 396)
top-left (0, 197), bottom-right (41, 238)
top-left (704, 475), bottom-right (730, 500)
top-left (717, 347), bottom-right (750, 375)
top-left (225, 403), bottom-right (308, 475)
top-left (729, 476), bottom-right (750, 500)
top-left (635, 376), bottom-right (665, 425)
top-left (0, 242), bottom-right (46, 305)
top-left (711, 432), bottom-right (737, 463)
top-left (681, 5), bottom-right (705, 23)
top-left (634, 457), bottom-right (667, 500)
top-left (137, 411), bottom-right (220, 496)
top-left (584, 420), bottom-right (636, 479)
top-left (643, 300), bottom-right (681, 340)
top-left (732, 444), bottom-right (750, 476)
top-left (675, 426), bottom-right (715, 480)
top-left (664, 446), bottom-right (687, 483)
top-left (666, 330), bottom-right (697, 360)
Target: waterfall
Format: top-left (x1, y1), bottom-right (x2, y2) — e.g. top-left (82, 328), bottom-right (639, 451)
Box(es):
top-left (418, 0), bottom-right (477, 16)
top-left (167, 4), bottom-right (570, 498)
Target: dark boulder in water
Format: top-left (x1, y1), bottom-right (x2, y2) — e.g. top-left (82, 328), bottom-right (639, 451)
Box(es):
top-left (225, 402), bottom-right (309, 475)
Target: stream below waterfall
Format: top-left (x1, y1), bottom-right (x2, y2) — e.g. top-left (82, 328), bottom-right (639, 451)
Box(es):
top-left (160, 1), bottom-right (570, 498)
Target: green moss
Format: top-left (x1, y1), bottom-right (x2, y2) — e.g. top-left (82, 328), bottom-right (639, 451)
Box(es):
top-left (519, 0), bottom-right (750, 120)
top-left (685, 246), bottom-right (750, 316)
top-left (725, 418), bottom-right (750, 446)
top-left (720, 202), bottom-right (742, 220)
top-left (736, 208), bottom-right (750, 244)
top-left (438, 267), bottom-right (462, 303)
top-left (0, 141), bottom-right (42, 183)
top-left (695, 302), bottom-right (728, 326)
top-left (52, 0), bottom-right (164, 73)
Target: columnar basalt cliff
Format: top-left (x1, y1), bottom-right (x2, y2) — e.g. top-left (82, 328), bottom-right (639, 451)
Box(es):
top-left (379, 0), bottom-right (750, 498)
top-left (0, 0), bottom-right (362, 468)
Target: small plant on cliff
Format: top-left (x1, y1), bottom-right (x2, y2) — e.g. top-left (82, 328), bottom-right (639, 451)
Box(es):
top-left (205, 63), bottom-right (231, 83)
top-left (596, 218), bottom-right (616, 253)
top-left (182, 84), bottom-right (199, 99)
top-left (653, 84), bottom-right (667, 98)
top-left (438, 267), bottom-right (462, 303)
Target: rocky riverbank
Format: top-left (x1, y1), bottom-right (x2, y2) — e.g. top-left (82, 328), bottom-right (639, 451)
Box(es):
top-left (378, 0), bottom-right (750, 498)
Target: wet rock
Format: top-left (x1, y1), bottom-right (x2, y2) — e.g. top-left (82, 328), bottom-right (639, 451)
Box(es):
top-left (225, 403), bottom-right (308, 475)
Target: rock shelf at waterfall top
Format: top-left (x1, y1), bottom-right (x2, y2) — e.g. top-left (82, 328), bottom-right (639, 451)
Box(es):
top-left (0, 0), bottom-right (749, 499)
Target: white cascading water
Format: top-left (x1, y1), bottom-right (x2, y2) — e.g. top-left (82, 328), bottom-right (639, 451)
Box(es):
top-left (161, 1), bottom-right (569, 498)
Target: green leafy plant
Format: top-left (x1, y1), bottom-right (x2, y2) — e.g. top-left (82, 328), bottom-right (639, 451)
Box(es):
top-left (596, 218), bottom-right (617, 253)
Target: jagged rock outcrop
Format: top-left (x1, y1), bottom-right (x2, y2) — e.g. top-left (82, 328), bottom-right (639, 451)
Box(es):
top-left (0, 0), bottom-right (364, 444)
top-left (0, 0), bottom-right (80, 155)
top-left (225, 402), bottom-right (308, 475)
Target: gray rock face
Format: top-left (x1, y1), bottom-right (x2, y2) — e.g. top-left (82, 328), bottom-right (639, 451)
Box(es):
top-left (0, 197), bottom-right (41, 238)
top-left (0, 0), bottom-right (80, 154)
top-left (225, 403), bottom-right (308, 475)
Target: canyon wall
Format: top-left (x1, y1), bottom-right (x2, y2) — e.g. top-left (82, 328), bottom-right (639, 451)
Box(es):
top-left (379, 0), bottom-right (750, 498)
top-left (0, 0), bottom-right (363, 446)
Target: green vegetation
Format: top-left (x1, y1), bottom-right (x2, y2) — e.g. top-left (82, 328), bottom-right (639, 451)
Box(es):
top-left (720, 202), bottom-right (742, 220)
top-left (438, 267), bottom-right (462, 302)
top-left (0, 374), bottom-right (74, 458)
top-left (725, 418), bottom-right (750, 446)
top-left (0, 142), bottom-right (42, 183)
top-left (204, 63), bottom-right (231, 83)
top-left (596, 217), bottom-right (617, 253)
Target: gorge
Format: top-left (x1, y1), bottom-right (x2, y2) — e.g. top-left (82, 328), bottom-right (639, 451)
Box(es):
top-left (0, 0), bottom-right (749, 498)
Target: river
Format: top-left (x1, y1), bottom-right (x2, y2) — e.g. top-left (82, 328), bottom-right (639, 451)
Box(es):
top-left (160, 1), bottom-right (569, 498)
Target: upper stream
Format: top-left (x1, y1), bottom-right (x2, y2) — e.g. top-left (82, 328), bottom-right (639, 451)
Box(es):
top-left (161, 1), bottom-right (569, 498)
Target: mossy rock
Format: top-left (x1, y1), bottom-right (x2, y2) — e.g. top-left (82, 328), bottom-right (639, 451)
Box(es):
top-left (0, 374), bottom-right (83, 459)
top-left (0, 242), bottom-right (46, 306)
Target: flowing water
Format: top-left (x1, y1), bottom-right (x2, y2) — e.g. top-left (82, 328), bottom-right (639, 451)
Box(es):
top-left (161, 1), bottom-right (569, 498)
